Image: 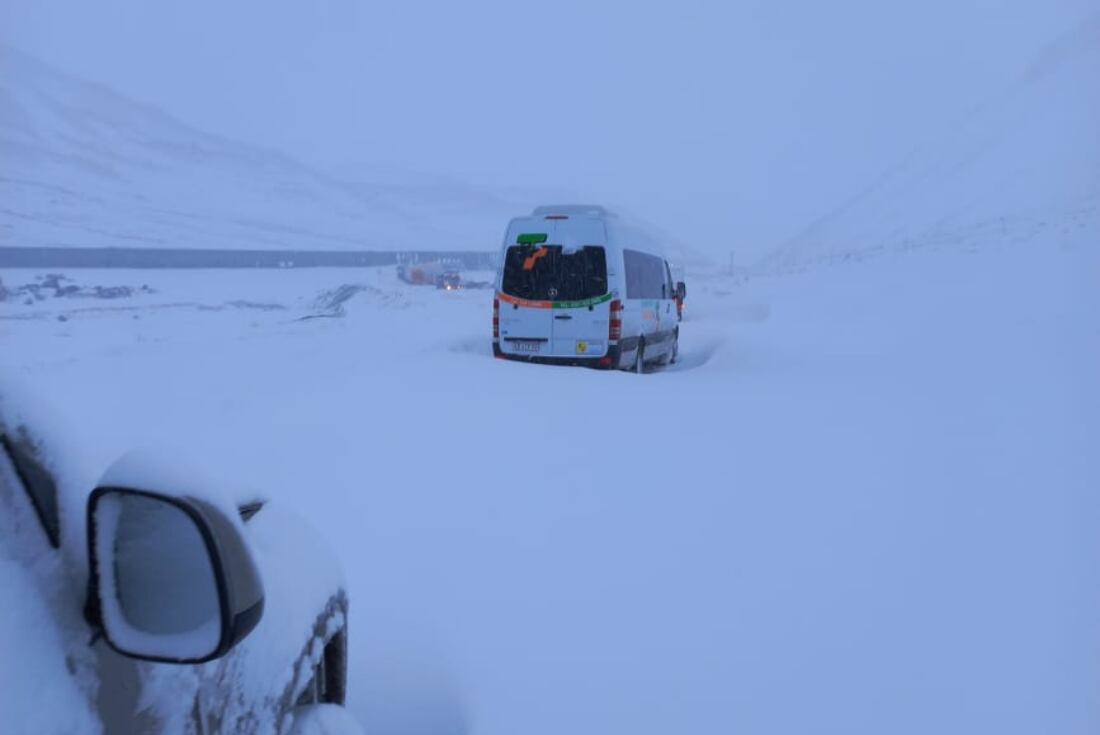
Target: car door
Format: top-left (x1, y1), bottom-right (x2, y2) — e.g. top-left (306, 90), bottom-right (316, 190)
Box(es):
top-left (498, 240), bottom-right (554, 356)
top-left (550, 297), bottom-right (612, 358)
top-left (547, 245), bottom-right (611, 358)
top-left (643, 253), bottom-right (664, 345)
top-left (498, 296), bottom-right (553, 356)
top-left (0, 430), bottom-right (102, 735)
top-left (624, 249), bottom-right (657, 349)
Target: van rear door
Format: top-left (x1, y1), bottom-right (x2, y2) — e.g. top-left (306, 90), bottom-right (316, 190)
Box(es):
top-left (499, 241), bottom-right (610, 359)
top-left (498, 295), bottom-right (552, 356)
top-left (498, 235), bottom-right (554, 356)
top-left (545, 246), bottom-right (610, 358)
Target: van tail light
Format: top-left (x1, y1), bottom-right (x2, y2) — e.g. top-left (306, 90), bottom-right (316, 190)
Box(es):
top-left (609, 299), bottom-right (622, 342)
top-left (492, 297), bottom-right (500, 340)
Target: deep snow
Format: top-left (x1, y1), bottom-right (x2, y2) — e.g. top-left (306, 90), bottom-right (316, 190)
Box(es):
top-left (2, 235), bottom-right (1097, 734)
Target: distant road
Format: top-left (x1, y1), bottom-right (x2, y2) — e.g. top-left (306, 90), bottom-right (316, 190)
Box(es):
top-left (0, 246), bottom-right (496, 270)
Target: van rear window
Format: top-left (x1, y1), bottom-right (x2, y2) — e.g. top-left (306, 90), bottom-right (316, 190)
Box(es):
top-left (501, 245), bottom-right (607, 302)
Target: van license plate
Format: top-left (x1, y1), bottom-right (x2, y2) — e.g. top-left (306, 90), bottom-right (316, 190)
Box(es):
top-left (511, 340), bottom-right (542, 353)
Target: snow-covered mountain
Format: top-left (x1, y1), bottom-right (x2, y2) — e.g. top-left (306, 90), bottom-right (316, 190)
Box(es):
top-left (0, 46), bottom-right (534, 252)
top-left (759, 15), bottom-right (1100, 272)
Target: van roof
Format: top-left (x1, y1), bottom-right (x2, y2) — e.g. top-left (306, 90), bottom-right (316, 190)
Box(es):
top-left (504, 209), bottom-right (666, 260)
top-left (531, 205), bottom-right (611, 218)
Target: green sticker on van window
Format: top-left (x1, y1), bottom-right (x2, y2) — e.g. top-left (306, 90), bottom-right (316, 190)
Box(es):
top-left (516, 233), bottom-right (548, 245)
top-left (552, 292), bottom-right (614, 309)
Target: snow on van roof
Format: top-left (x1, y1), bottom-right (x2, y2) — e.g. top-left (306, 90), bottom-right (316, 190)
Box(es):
top-left (505, 207), bottom-right (667, 258)
top-left (531, 205), bottom-right (612, 217)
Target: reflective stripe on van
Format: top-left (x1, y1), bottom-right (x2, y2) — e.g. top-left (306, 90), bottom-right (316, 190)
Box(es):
top-left (497, 291), bottom-right (614, 310)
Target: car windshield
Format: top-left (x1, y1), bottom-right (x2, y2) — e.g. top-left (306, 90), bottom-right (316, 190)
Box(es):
top-left (501, 245), bottom-right (607, 302)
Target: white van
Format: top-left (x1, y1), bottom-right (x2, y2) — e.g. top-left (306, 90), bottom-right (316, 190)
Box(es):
top-left (493, 205), bottom-right (679, 371)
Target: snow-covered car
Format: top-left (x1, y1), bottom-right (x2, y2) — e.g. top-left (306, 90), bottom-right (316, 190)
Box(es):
top-left (0, 394), bottom-right (361, 735)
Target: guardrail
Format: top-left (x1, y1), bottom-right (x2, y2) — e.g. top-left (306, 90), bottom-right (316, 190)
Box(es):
top-left (0, 247), bottom-right (497, 270)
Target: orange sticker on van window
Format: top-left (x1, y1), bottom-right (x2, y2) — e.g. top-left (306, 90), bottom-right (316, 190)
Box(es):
top-left (522, 247), bottom-right (549, 271)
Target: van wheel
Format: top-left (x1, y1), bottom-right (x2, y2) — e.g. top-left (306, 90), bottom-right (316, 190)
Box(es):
top-left (633, 340), bottom-right (645, 374)
top-left (657, 332), bottom-right (676, 367)
top-left (670, 332), bottom-right (679, 364)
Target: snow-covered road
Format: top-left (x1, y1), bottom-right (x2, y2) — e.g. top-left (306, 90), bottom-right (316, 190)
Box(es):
top-left (2, 242), bottom-right (1097, 734)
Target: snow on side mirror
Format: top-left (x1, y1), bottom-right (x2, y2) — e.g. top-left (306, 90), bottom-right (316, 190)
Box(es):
top-left (86, 487), bottom-right (265, 664)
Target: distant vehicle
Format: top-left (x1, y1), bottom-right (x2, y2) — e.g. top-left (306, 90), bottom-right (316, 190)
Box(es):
top-left (0, 396), bottom-right (360, 734)
top-left (436, 271), bottom-right (462, 290)
top-left (492, 205), bottom-right (679, 372)
top-left (399, 260), bottom-right (464, 289)
top-left (397, 262), bottom-right (439, 285)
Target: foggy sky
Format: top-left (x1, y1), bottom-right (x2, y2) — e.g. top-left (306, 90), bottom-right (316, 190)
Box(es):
top-left (2, 0), bottom-right (1094, 258)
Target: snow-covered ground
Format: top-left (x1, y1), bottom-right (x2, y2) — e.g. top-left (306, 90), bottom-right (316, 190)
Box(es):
top-left (2, 237), bottom-right (1096, 734)
top-left (3, 11), bottom-right (1097, 733)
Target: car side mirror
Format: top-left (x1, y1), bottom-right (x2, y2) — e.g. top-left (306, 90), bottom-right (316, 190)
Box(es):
top-left (676, 281), bottom-right (686, 299)
top-left (85, 486), bottom-right (264, 664)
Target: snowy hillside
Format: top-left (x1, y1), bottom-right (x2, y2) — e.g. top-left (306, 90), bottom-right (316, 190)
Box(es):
top-left (761, 15), bottom-right (1100, 272)
top-left (0, 46), bottom-right (529, 252)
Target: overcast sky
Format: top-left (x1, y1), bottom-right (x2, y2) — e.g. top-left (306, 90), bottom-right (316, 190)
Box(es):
top-left (2, 1), bottom-right (1094, 258)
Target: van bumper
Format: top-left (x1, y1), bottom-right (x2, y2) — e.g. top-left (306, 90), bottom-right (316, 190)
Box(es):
top-left (494, 342), bottom-right (622, 370)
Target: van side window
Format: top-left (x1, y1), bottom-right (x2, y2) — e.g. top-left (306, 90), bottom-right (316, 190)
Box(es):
top-left (624, 249), bottom-right (665, 299)
top-left (625, 249), bottom-right (642, 298)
